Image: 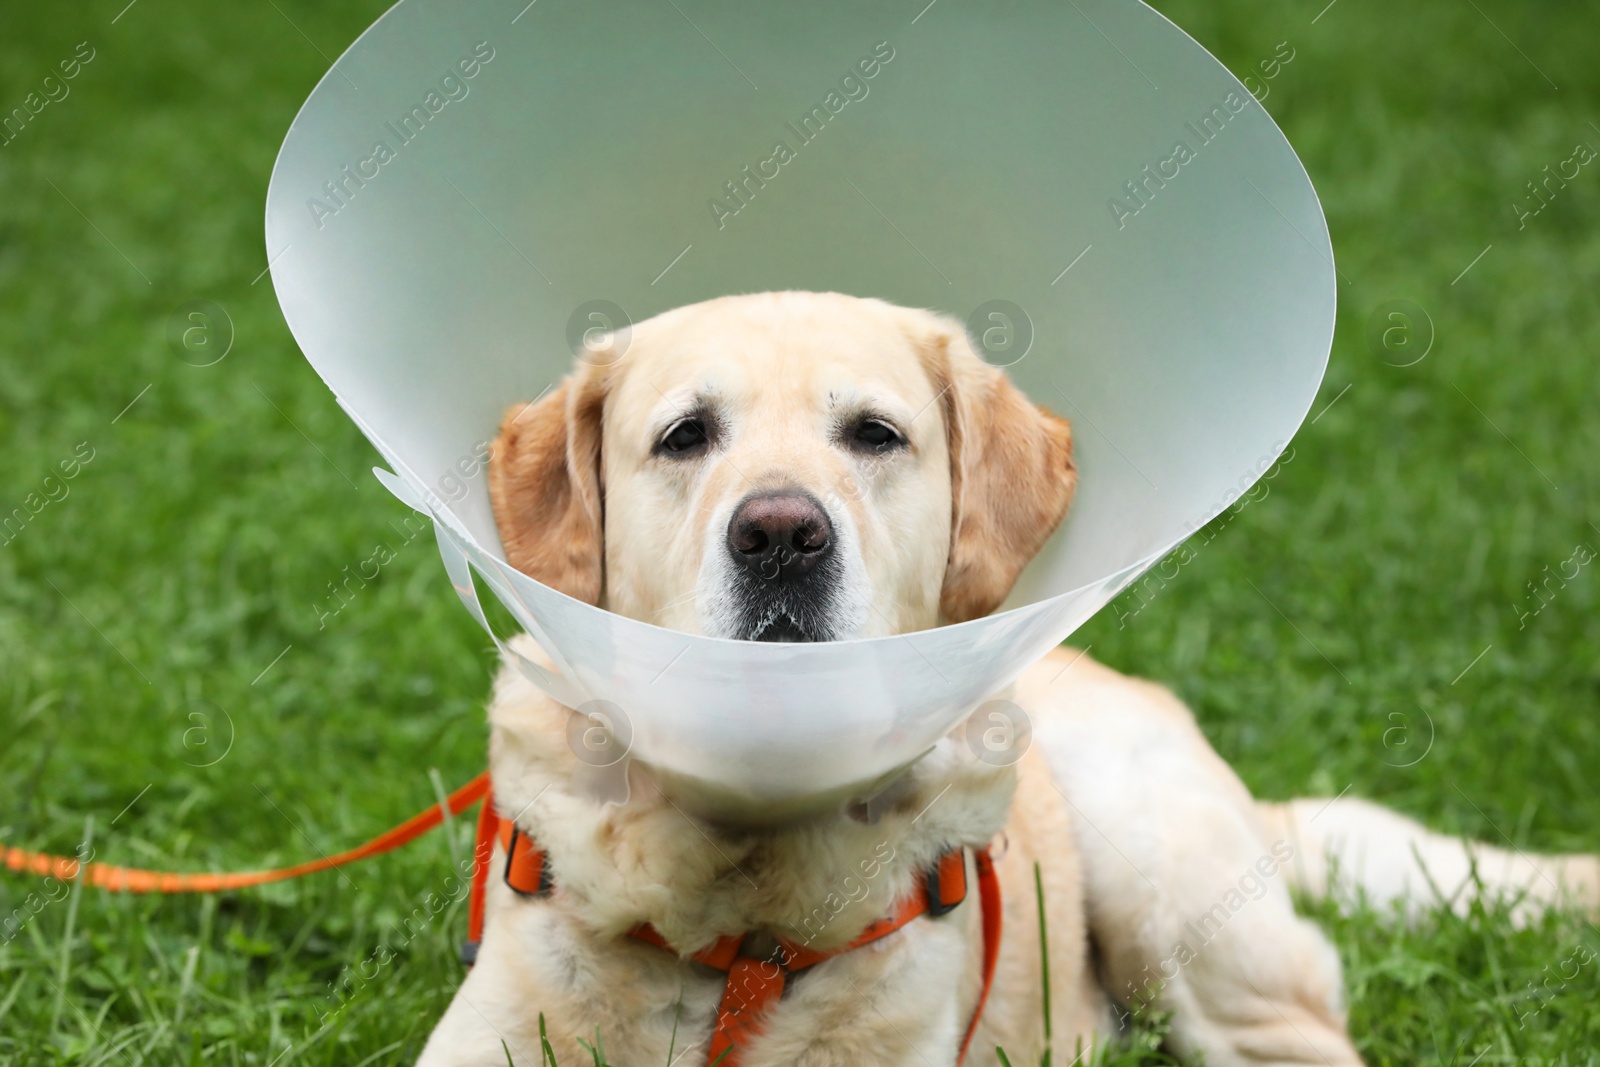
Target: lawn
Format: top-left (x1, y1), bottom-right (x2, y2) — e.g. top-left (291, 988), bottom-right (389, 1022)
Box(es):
top-left (1, 0), bottom-right (1597, 1064)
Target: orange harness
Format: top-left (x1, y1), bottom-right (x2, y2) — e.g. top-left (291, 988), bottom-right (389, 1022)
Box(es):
top-left (469, 781), bottom-right (1004, 1066)
top-left (3, 772), bottom-right (1002, 1067)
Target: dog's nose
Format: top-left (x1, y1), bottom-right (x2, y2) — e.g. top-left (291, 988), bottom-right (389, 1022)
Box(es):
top-left (727, 491), bottom-right (834, 581)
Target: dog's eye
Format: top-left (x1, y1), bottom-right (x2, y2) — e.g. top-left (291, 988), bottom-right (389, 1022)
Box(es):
top-left (851, 418), bottom-right (904, 452)
top-left (658, 418), bottom-right (709, 455)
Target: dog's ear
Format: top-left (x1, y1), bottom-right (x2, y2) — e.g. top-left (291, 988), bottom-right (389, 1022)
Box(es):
top-left (916, 314), bottom-right (1077, 623)
top-left (489, 366), bottom-right (608, 605)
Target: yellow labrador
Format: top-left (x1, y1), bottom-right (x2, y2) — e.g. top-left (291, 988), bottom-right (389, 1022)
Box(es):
top-left (419, 292), bottom-right (1598, 1066)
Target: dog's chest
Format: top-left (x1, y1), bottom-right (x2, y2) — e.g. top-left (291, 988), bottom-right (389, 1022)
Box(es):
top-left (510, 895), bottom-right (977, 1066)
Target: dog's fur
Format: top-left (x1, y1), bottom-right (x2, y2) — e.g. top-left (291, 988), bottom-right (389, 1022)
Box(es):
top-left (420, 292), bottom-right (1599, 1066)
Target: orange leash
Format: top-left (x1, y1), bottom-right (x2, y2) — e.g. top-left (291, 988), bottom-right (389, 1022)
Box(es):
top-left (4, 772), bottom-right (1003, 1066)
top-left (960, 847), bottom-right (1003, 1064)
top-left (1, 773), bottom-right (489, 892)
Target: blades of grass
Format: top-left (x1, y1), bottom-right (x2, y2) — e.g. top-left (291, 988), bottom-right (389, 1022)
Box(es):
top-left (664, 992), bottom-right (683, 1067)
top-left (128, 995), bottom-right (171, 1063)
top-left (283, 898), bottom-right (335, 959)
top-left (576, 1028), bottom-right (611, 1066)
top-left (50, 813), bottom-right (94, 1040)
top-left (1409, 839), bottom-right (1467, 919)
top-left (351, 1038), bottom-right (407, 1067)
top-left (269, 999), bottom-right (345, 1067)
top-left (539, 1012), bottom-right (559, 1067)
top-left (0, 971), bottom-right (25, 1025)
top-left (504, 1038), bottom-right (519, 1066)
top-left (1035, 860), bottom-right (1052, 1067)
top-left (708, 1045), bottom-right (733, 1067)
top-left (85, 990), bottom-right (119, 1053)
top-left (1472, 865), bottom-right (1518, 1031)
top-left (141, 923), bottom-right (175, 984)
top-left (997, 1047), bottom-right (1016, 1067)
top-left (175, 943), bottom-right (200, 1025)
top-left (84, 1021), bottom-right (142, 1067)
top-left (124, 953), bottom-right (172, 1036)
top-left (197, 893), bottom-right (217, 961)
top-left (429, 766), bottom-right (464, 875)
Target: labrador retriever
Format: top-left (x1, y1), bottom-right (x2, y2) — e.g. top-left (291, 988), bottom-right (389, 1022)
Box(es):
top-left (419, 291), bottom-right (1598, 1067)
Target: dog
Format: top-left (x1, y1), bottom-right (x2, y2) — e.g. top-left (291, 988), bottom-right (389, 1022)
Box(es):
top-left (418, 291), bottom-right (1599, 1066)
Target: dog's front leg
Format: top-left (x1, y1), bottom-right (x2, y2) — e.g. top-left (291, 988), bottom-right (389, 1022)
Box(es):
top-left (418, 856), bottom-right (720, 1066)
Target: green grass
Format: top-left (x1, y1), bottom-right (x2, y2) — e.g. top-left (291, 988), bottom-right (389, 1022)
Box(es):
top-left (1, 0), bottom-right (1597, 1063)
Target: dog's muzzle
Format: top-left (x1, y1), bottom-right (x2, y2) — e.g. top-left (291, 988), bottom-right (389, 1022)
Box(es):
top-left (724, 489), bottom-right (839, 642)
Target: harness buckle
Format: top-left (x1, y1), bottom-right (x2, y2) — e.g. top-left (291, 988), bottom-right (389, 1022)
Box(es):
top-left (923, 848), bottom-right (969, 918)
top-left (504, 826), bottom-right (554, 897)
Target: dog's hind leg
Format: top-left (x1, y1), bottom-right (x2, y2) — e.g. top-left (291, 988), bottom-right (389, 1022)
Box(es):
top-left (1257, 795), bottom-right (1600, 923)
top-left (1018, 649), bottom-right (1364, 1067)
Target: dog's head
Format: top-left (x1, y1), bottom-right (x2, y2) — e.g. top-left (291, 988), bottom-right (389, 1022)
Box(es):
top-left (490, 292), bottom-right (1075, 640)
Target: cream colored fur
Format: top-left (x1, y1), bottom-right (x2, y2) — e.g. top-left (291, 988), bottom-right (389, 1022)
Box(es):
top-left (420, 293), bottom-right (1598, 1066)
